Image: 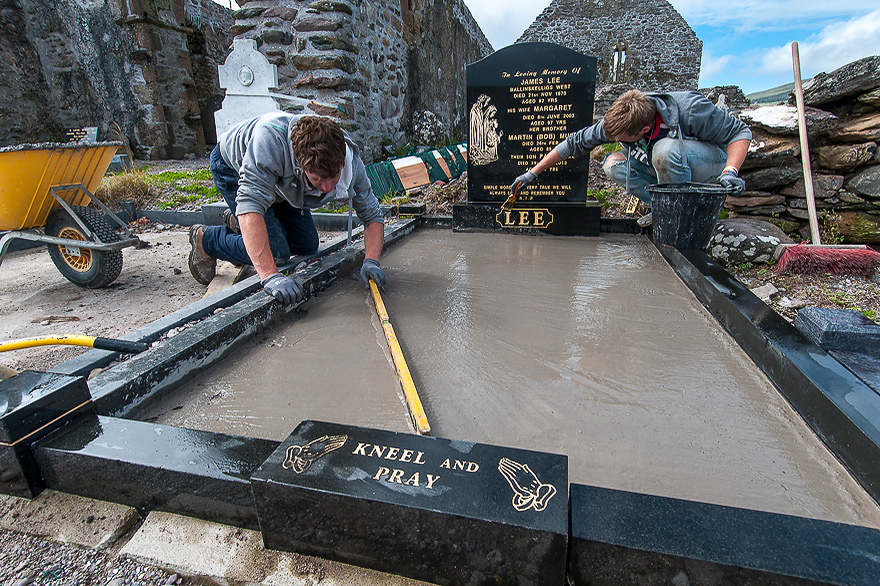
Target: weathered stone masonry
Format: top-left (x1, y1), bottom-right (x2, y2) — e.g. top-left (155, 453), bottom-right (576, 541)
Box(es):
top-left (518, 0), bottom-right (701, 117)
top-left (0, 0), bottom-right (231, 159)
top-left (229, 0), bottom-right (491, 160)
top-left (724, 56), bottom-right (880, 243)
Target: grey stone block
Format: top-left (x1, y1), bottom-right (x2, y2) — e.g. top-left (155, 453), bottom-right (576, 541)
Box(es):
top-left (795, 307), bottom-right (880, 356)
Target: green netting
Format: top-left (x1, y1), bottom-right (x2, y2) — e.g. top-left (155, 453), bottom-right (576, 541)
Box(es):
top-left (413, 151), bottom-right (448, 183)
top-left (453, 143), bottom-right (467, 173)
top-left (437, 145), bottom-right (466, 177)
top-left (365, 160), bottom-right (405, 197)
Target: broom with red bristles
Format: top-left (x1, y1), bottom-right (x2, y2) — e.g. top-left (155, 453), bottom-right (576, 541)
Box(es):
top-left (773, 42), bottom-right (880, 278)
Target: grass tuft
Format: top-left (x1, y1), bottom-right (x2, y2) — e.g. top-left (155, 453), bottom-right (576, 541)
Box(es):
top-left (95, 170), bottom-right (159, 209)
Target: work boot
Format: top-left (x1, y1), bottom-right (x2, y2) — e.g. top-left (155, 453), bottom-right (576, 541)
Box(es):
top-left (222, 209), bottom-right (239, 233)
top-left (637, 212), bottom-right (653, 228)
top-left (188, 224), bottom-right (216, 285)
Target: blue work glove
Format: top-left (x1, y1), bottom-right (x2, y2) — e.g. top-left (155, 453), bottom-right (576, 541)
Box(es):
top-left (510, 171), bottom-right (537, 195)
top-left (261, 273), bottom-right (304, 304)
top-left (718, 168), bottom-right (746, 193)
top-left (360, 258), bottom-right (386, 287)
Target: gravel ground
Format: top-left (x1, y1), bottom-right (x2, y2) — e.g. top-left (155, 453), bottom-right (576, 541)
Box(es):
top-left (0, 529), bottom-right (179, 586)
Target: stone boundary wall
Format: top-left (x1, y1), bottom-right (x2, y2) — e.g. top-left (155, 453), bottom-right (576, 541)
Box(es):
top-left (229, 0), bottom-right (491, 161)
top-left (722, 56), bottom-right (880, 243)
top-left (518, 0), bottom-right (701, 96)
top-left (0, 0), bottom-right (231, 159)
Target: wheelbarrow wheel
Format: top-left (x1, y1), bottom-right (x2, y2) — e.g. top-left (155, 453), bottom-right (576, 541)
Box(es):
top-left (45, 205), bottom-right (123, 288)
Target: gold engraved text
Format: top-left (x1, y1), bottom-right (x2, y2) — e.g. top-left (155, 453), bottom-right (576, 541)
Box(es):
top-left (496, 208), bottom-right (554, 229)
top-left (439, 458), bottom-right (480, 472)
top-left (374, 467), bottom-right (440, 489)
top-left (352, 442), bottom-right (427, 464)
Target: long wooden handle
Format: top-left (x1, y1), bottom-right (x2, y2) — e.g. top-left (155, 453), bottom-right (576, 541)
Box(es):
top-left (792, 41), bottom-right (821, 245)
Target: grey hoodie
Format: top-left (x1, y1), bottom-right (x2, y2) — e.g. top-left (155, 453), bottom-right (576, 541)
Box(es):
top-left (555, 91), bottom-right (752, 163)
top-left (218, 112), bottom-right (382, 225)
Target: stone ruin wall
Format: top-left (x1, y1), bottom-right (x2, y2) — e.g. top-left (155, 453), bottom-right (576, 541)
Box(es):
top-left (228, 0), bottom-right (491, 161)
top-left (721, 56), bottom-right (880, 243)
top-left (0, 0), bottom-right (231, 159)
top-left (518, 0), bottom-right (701, 120)
top-left (1, 0), bottom-right (709, 162)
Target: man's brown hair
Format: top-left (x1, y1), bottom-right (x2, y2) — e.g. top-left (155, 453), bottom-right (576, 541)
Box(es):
top-left (290, 116), bottom-right (346, 178)
top-left (603, 90), bottom-right (656, 139)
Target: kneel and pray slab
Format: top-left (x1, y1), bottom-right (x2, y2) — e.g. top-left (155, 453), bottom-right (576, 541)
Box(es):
top-left (250, 420), bottom-right (568, 586)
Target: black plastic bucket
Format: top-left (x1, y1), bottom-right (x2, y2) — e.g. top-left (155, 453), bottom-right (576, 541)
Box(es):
top-left (645, 182), bottom-right (729, 249)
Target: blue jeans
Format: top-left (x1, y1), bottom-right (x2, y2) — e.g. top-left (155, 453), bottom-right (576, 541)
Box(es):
top-left (202, 145), bottom-right (319, 266)
top-left (604, 137), bottom-right (727, 204)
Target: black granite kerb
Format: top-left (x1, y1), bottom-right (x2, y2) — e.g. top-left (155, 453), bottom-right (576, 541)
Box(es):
top-left (569, 483), bottom-right (880, 586)
top-left (51, 226), bottom-right (367, 379)
top-left (0, 372), bottom-right (94, 497)
top-left (657, 244), bottom-right (880, 504)
top-left (34, 414), bottom-right (278, 530)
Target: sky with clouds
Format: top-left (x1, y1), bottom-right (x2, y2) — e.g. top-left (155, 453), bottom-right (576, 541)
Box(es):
top-left (461, 0), bottom-right (880, 95)
top-left (211, 0), bottom-right (879, 95)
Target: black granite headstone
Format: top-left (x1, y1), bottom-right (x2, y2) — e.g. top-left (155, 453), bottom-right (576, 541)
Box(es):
top-left (456, 42), bottom-right (600, 235)
top-left (250, 420), bottom-right (568, 586)
top-left (0, 371), bottom-right (94, 497)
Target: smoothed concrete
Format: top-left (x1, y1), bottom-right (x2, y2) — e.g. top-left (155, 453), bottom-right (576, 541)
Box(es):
top-left (0, 490), bottom-right (140, 550)
top-left (121, 511), bottom-right (433, 586)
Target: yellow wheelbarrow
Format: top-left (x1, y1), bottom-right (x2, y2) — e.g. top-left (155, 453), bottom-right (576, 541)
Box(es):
top-left (0, 141), bottom-right (142, 288)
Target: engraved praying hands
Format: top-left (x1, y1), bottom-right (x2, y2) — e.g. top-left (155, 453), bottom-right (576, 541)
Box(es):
top-left (282, 434), bottom-right (348, 474)
top-left (498, 457), bottom-right (557, 512)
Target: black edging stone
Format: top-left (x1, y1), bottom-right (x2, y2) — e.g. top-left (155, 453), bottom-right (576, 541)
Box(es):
top-left (600, 217), bottom-right (641, 234)
top-left (86, 220), bottom-right (417, 417)
top-left (49, 227), bottom-right (366, 379)
top-left (0, 372), bottom-right (94, 497)
top-left (656, 244), bottom-right (880, 504)
top-left (33, 414), bottom-right (278, 530)
top-left (569, 483), bottom-right (880, 586)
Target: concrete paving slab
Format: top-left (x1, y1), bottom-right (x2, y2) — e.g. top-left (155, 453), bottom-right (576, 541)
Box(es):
top-left (0, 489), bottom-right (140, 550)
top-left (204, 260), bottom-right (250, 298)
top-left (122, 510), bottom-right (434, 586)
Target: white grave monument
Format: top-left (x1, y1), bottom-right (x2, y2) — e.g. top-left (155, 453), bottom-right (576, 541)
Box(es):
top-left (214, 39), bottom-right (285, 136)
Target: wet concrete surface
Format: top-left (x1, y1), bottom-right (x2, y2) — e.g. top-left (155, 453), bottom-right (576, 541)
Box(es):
top-left (134, 273), bottom-right (413, 439)
top-left (136, 228), bottom-right (880, 529)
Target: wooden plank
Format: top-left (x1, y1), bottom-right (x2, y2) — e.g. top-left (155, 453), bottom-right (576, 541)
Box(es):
top-left (392, 156), bottom-right (431, 190)
top-left (433, 152), bottom-right (451, 177)
top-left (204, 261), bottom-right (249, 298)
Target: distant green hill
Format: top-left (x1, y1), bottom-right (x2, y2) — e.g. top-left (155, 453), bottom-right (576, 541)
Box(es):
top-left (747, 82), bottom-right (796, 105)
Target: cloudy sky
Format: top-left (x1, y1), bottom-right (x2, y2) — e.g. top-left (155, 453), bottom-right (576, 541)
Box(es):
top-left (212, 0), bottom-right (879, 95)
top-left (461, 0), bottom-right (880, 94)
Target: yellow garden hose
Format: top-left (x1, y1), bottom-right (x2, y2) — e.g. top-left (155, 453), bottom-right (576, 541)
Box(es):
top-left (368, 279), bottom-right (430, 435)
top-left (0, 335), bottom-right (149, 354)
